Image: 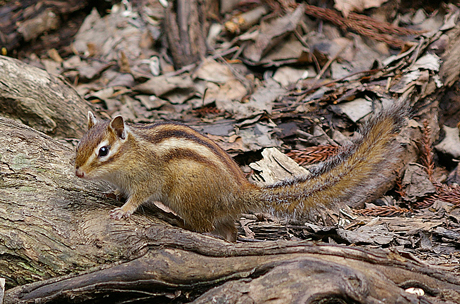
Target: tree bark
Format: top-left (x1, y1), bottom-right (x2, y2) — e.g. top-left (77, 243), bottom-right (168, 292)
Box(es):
top-left (4, 217), bottom-right (460, 303)
top-left (0, 55), bottom-right (91, 138)
top-left (0, 116), bottom-right (124, 287)
top-left (164, 0), bottom-right (213, 69)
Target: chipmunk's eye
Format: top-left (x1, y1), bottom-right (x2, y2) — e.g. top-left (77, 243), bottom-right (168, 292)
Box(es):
top-left (98, 146), bottom-right (109, 157)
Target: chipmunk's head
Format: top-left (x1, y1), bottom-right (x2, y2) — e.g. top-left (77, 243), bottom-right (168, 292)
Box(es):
top-left (75, 111), bottom-right (129, 180)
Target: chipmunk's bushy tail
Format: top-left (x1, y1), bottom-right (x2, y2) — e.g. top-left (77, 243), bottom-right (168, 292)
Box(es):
top-left (256, 101), bottom-right (408, 220)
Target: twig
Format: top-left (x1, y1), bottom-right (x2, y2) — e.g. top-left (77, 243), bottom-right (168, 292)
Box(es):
top-left (302, 4), bottom-right (424, 48)
top-left (356, 206), bottom-right (410, 216)
top-left (312, 41), bottom-right (351, 86)
top-left (420, 119), bottom-right (435, 181)
top-left (419, 184), bottom-right (460, 208)
top-left (293, 68), bottom-right (380, 104)
top-left (164, 46), bottom-right (240, 77)
top-left (293, 29), bottom-right (321, 73)
top-left (415, 120), bottom-right (460, 208)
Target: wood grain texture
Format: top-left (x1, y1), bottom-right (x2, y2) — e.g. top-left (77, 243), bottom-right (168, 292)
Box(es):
top-left (0, 56), bottom-right (91, 138)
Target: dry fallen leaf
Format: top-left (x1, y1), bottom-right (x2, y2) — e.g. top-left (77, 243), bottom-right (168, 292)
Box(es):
top-left (334, 0), bottom-right (388, 17)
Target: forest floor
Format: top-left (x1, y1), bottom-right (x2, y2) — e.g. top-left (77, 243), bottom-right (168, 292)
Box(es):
top-left (4, 0), bottom-right (460, 270)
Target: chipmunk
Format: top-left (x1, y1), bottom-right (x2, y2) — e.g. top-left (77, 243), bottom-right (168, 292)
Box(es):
top-left (75, 102), bottom-right (407, 241)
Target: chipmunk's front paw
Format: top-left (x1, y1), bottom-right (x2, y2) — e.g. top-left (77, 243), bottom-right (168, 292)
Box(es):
top-left (110, 207), bottom-right (134, 219)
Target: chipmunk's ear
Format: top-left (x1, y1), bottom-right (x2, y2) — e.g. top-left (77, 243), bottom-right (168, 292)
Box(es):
top-left (87, 111), bottom-right (98, 130)
top-left (110, 116), bottom-right (127, 140)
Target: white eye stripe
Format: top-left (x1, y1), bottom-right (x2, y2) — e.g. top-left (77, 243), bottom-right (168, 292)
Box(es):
top-left (95, 140), bottom-right (110, 155)
top-left (95, 140), bottom-right (111, 161)
top-left (95, 140), bottom-right (110, 152)
top-left (95, 139), bottom-right (124, 162)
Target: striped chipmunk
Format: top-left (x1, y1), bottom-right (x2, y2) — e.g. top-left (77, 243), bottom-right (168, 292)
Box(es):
top-left (75, 102), bottom-right (408, 242)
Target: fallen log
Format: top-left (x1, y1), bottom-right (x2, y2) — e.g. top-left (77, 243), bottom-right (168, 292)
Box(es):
top-left (0, 56), bottom-right (91, 138)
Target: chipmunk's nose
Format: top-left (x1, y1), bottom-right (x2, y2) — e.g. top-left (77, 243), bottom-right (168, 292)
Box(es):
top-left (75, 168), bottom-right (85, 178)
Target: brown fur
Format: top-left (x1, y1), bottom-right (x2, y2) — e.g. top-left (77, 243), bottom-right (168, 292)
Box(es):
top-left (75, 102), bottom-right (407, 242)
top-left (139, 123), bottom-right (248, 186)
